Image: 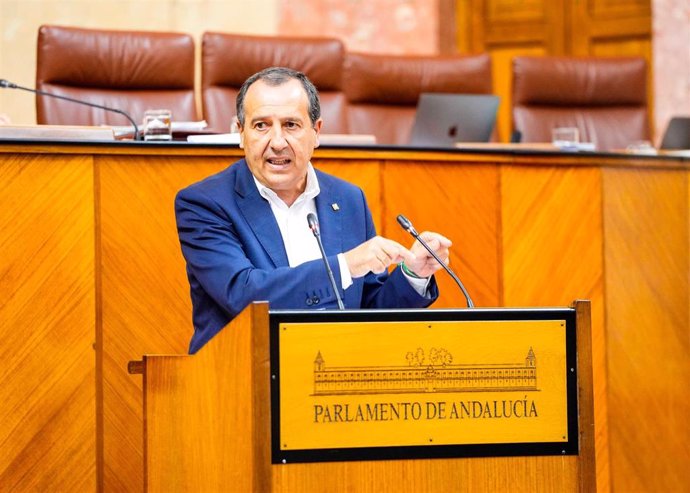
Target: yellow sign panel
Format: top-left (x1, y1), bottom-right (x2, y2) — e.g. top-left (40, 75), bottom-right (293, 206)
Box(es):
top-left (278, 320), bottom-right (568, 451)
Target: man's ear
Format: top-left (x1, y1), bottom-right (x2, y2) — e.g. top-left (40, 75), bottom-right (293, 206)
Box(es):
top-left (235, 118), bottom-right (244, 149)
top-left (313, 118), bottom-right (323, 148)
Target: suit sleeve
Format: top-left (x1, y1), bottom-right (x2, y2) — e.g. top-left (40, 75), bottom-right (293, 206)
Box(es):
top-left (175, 187), bottom-right (344, 320)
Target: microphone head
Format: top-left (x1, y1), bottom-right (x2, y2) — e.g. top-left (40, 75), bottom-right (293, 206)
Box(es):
top-left (396, 214), bottom-right (417, 236)
top-left (306, 213), bottom-right (319, 235)
top-left (0, 79), bottom-right (13, 89)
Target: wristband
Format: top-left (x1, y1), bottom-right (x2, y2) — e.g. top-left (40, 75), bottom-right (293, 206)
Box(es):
top-left (400, 261), bottom-right (423, 279)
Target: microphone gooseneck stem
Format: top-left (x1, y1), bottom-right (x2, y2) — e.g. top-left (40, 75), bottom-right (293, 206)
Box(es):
top-left (396, 214), bottom-right (475, 308)
top-left (0, 79), bottom-right (140, 140)
top-left (307, 213), bottom-right (345, 310)
top-left (314, 234), bottom-right (346, 310)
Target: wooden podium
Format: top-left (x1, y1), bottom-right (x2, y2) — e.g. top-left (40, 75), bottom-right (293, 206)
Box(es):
top-left (130, 301), bottom-right (595, 492)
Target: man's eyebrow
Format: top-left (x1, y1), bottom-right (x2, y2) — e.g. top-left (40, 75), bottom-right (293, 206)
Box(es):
top-left (249, 115), bottom-right (305, 125)
top-left (249, 115), bottom-right (269, 125)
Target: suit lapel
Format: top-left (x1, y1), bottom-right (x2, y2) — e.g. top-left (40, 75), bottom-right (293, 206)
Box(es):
top-left (315, 172), bottom-right (343, 257)
top-left (234, 161), bottom-right (289, 267)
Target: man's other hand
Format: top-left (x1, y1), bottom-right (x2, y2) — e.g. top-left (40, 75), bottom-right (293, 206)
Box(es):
top-left (344, 236), bottom-right (416, 278)
top-left (404, 232), bottom-right (452, 278)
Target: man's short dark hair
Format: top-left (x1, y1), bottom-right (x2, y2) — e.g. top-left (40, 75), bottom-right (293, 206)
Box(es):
top-left (235, 66), bottom-right (321, 128)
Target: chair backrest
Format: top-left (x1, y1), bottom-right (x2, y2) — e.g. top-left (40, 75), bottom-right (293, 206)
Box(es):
top-left (342, 53), bottom-right (493, 146)
top-left (201, 33), bottom-right (347, 134)
top-left (512, 56), bottom-right (649, 151)
top-left (36, 25), bottom-right (197, 126)
top-left (343, 53), bottom-right (491, 145)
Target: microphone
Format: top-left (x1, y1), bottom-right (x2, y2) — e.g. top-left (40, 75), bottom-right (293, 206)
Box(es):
top-left (307, 213), bottom-right (345, 310)
top-left (0, 79), bottom-right (141, 140)
top-left (396, 214), bottom-right (475, 308)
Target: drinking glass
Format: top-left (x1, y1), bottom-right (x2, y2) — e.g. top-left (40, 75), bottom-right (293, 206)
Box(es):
top-left (552, 127), bottom-right (579, 149)
top-left (143, 109), bottom-right (172, 141)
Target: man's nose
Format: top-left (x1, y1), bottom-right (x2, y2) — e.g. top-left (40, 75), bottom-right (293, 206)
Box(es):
top-left (269, 126), bottom-right (288, 150)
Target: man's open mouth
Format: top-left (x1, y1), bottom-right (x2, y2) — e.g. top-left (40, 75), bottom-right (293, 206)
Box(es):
top-left (267, 157), bottom-right (291, 166)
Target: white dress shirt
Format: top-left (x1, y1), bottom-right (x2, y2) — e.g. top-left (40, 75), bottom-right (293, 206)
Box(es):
top-left (253, 163), bottom-right (429, 295)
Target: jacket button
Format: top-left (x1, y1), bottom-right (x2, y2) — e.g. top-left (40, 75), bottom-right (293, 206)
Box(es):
top-left (305, 298), bottom-right (313, 306)
top-left (312, 296), bottom-right (320, 305)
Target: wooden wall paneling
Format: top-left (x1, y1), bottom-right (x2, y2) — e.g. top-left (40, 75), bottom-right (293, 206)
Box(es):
top-left (602, 167), bottom-right (690, 492)
top-left (3, 143), bottom-right (686, 491)
top-left (313, 158), bottom-right (383, 229)
top-left (0, 153), bottom-right (96, 491)
top-left (464, 0), bottom-right (653, 59)
top-left (570, 0), bottom-right (652, 56)
top-left (500, 163), bottom-right (610, 492)
top-left (452, 0), bottom-right (471, 53)
top-left (381, 159), bottom-right (502, 308)
top-left (484, 0), bottom-right (565, 53)
top-left (589, 38), bottom-right (652, 58)
top-left (98, 155), bottom-right (231, 492)
top-left (456, 0), bottom-right (565, 51)
top-left (501, 164), bottom-right (604, 306)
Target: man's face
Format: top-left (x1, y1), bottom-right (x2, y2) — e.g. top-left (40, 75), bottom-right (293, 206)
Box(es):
top-left (238, 79), bottom-right (322, 206)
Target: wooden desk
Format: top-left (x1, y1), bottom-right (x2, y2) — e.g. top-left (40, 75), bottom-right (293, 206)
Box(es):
top-left (1, 141), bottom-right (688, 492)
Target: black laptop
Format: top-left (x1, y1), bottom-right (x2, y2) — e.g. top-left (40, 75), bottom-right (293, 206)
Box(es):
top-left (659, 116), bottom-right (690, 150)
top-left (409, 93), bottom-right (500, 147)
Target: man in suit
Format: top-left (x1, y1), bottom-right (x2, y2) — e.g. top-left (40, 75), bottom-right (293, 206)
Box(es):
top-left (176, 67), bottom-right (452, 353)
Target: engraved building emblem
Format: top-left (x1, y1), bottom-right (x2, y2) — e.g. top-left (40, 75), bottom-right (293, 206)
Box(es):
top-left (313, 347), bottom-right (537, 395)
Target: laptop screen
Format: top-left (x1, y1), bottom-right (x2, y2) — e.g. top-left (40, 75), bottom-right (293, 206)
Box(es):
top-left (409, 93), bottom-right (500, 147)
top-left (660, 117), bottom-right (690, 150)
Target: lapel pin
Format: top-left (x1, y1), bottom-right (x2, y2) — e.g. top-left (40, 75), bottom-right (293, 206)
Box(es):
top-left (331, 203), bottom-right (340, 211)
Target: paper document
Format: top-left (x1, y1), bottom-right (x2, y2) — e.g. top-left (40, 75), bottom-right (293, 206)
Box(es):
top-left (187, 133), bottom-right (240, 144)
top-left (171, 120), bottom-right (208, 132)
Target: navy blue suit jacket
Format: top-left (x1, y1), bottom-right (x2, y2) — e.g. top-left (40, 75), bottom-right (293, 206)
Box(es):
top-left (175, 160), bottom-right (438, 353)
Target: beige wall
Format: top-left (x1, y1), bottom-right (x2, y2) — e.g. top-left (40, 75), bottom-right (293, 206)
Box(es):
top-left (276, 0), bottom-right (438, 54)
top-left (0, 0), bottom-right (280, 125)
top-left (652, 0), bottom-right (690, 144)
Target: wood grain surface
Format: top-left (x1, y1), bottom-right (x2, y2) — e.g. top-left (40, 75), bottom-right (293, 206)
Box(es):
top-left (602, 167), bottom-right (690, 493)
top-left (99, 156), bottom-right (230, 491)
top-left (0, 153), bottom-right (96, 491)
top-left (144, 303), bottom-right (590, 493)
top-left (1, 144), bottom-right (687, 492)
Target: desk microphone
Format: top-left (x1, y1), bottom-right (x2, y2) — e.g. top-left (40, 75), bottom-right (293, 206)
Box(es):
top-left (307, 213), bottom-right (345, 310)
top-left (396, 214), bottom-right (475, 308)
top-left (0, 79), bottom-right (141, 140)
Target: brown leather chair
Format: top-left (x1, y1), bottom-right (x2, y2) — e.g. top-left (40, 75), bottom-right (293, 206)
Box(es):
top-left (201, 33), bottom-right (348, 134)
top-left (343, 53), bottom-right (493, 145)
top-left (36, 25), bottom-right (197, 127)
top-left (512, 56), bottom-right (650, 151)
